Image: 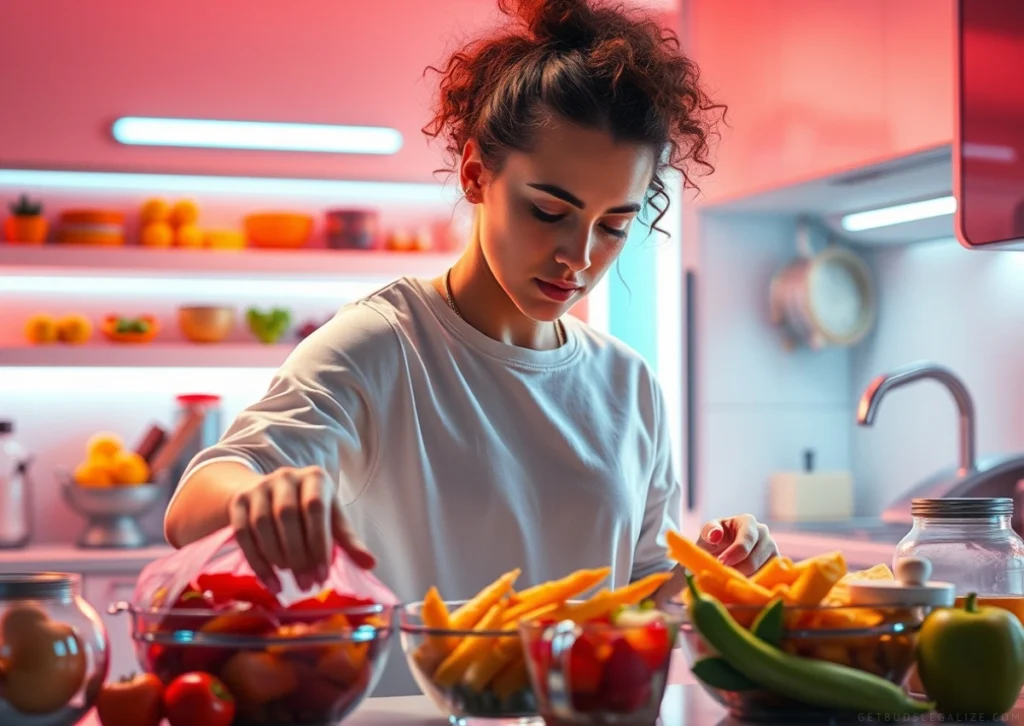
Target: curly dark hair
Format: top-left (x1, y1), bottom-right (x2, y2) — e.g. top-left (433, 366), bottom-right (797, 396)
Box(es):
top-left (422, 0), bottom-right (725, 235)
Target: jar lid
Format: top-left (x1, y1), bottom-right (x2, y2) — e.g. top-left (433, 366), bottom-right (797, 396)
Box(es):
top-left (0, 573), bottom-right (77, 601)
top-left (912, 497), bottom-right (1013, 518)
top-left (846, 557), bottom-right (955, 607)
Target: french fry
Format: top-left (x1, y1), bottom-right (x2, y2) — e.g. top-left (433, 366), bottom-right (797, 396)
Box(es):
top-left (422, 586), bottom-right (455, 652)
top-left (666, 530), bottom-right (747, 588)
top-left (491, 652), bottom-right (529, 701)
top-left (501, 567), bottom-right (609, 623)
top-left (751, 556), bottom-right (800, 589)
top-left (786, 552), bottom-right (847, 607)
top-left (449, 569), bottom-right (520, 630)
top-left (433, 601), bottom-right (508, 687)
top-left (462, 634), bottom-right (522, 692)
top-left (724, 577), bottom-right (773, 606)
top-left (547, 571), bottom-right (674, 623)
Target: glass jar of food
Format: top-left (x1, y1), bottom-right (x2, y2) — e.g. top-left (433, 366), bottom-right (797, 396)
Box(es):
top-left (893, 497), bottom-right (1024, 621)
top-left (0, 573), bottom-right (109, 724)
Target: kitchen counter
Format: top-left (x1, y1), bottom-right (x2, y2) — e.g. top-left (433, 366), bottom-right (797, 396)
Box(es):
top-left (768, 518), bottom-right (910, 568)
top-left (75, 682), bottom-right (1024, 726)
top-left (0, 544), bottom-right (174, 573)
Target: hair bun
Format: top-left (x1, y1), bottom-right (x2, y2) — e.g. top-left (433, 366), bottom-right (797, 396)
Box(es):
top-left (500, 0), bottom-right (597, 49)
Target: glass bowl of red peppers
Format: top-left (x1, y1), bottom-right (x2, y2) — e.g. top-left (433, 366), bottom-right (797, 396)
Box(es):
top-left (111, 572), bottom-right (394, 726)
top-left (518, 604), bottom-right (681, 726)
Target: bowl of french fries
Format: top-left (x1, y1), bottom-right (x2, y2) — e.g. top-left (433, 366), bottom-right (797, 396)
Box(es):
top-left (667, 531), bottom-right (936, 720)
top-left (399, 566), bottom-right (674, 724)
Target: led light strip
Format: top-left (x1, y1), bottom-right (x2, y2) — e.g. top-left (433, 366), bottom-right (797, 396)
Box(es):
top-left (0, 275), bottom-right (383, 299)
top-left (841, 196), bottom-right (957, 232)
top-left (0, 367), bottom-right (279, 394)
top-left (112, 117), bottom-right (403, 155)
top-left (0, 169), bottom-right (455, 203)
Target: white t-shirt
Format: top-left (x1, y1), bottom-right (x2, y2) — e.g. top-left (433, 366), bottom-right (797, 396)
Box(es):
top-left (171, 276), bottom-right (680, 696)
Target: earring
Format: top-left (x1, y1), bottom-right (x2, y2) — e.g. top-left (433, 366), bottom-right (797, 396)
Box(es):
top-left (464, 184), bottom-right (478, 203)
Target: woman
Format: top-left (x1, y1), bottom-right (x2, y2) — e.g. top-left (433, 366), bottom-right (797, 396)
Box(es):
top-left (164, 0), bottom-right (778, 695)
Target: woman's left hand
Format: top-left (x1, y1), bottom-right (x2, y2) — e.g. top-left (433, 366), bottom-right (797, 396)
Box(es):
top-left (698, 514), bottom-right (779, 576)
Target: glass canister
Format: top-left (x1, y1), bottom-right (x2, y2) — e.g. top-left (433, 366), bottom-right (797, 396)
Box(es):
top-left (0, 573), bottom-right (110, 724)
top-left (893, 497), bottom-right (1024, 621)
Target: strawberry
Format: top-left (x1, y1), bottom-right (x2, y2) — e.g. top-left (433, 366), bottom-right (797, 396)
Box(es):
top-left (597, 636), bottom-right (652, 712)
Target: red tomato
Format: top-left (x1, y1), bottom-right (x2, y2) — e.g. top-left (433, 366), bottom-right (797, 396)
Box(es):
top-left (196, 573), bottom-right (279, 611)
top-left (95, 673), bottom-right (164, 726)
top-left (163, 672), bottom-right (235, 726)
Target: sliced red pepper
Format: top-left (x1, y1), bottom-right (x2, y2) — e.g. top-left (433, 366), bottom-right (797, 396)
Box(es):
top-left (597, 636), bottom-right (653, 713)
top-left (623, 620), bottom-right (673, 671)
top-left (196, 573), bottom-right (280, 611)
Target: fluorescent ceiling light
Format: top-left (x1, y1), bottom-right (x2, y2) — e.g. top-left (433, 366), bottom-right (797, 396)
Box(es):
top-left (112, 117), bottom-right (403, 155)
top-left (0, 367), bottom-right (277, 394)
top-left (0, 169), bottom-right (453, 204)
top-left (0, 275), bottom-right (382, 299)
top-left (841, 196), bottom-right (957, 232)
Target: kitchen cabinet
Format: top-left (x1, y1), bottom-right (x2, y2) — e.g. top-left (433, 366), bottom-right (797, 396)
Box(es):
top-left (685, 0), bottom-right (954, 203)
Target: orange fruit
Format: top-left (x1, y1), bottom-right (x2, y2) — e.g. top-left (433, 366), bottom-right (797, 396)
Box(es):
top-left (24, 314), bottom-right (58, 344)
top-left (74, 461), bottom-right (112, 488)
top-left (175, 224), bottom-right (204, 248)
top-left (140, 221), bottom-right (173, 247)
top-left (205, 229), bottom-right (245, 249)
top-left (86, 433), bottom-right (123, 462)
top-left (56, 314), bottom-right (93, 344)
top-left (140, 198), bottom-right (171, 224)
top-left (111, 450), bottom-right (149, 485)
top-left (170, 200), bottom-right (199, 227)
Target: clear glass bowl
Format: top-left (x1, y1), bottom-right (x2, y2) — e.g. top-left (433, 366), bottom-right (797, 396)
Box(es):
top-left (518, 613), bottom-right (681, 726)
top-left (112, 601), bottom-right (394, 726)
top-left (676, 600), bottom-right (932, 723)
top-left (400, 600), bottom-right (540, 724)
top-left (0, 573), bottom-right (110, 726)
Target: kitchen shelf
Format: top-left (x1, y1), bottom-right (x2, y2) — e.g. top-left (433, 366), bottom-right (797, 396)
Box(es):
top-left (0, 244), bottom-right (460, 280)
top-left (0, 343), bottom-right (295, 368)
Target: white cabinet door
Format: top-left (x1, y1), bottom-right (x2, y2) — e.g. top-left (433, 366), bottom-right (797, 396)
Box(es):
top-left (83, 573), bottom-right (141, 680)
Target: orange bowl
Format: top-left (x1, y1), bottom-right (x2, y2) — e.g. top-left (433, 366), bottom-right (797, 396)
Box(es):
top-left (244, 213), bottom-right (314, 249)
top-left (178, 306), bottom-right (235, 343)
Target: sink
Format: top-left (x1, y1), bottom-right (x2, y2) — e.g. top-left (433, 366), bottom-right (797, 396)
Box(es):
top-left (768, 518), bottom-right (911, 543)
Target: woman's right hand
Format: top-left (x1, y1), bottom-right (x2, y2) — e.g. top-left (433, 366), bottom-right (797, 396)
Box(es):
top-left (227, 465), bottom-right (376, 593)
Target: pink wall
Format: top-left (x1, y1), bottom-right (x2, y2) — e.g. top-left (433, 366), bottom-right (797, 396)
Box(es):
top-left (0, 0), bottom-right (506, 184)
top-left (683, 0), bottom-right (955, 204)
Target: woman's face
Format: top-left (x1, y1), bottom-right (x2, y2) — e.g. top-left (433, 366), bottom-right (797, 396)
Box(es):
top-left (466, 117), bottom-right (656, 322)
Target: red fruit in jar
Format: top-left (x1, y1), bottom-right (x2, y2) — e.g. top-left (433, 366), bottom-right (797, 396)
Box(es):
top-left (569, 632), bottom-right (605, 695)
top-left (598, 636), bottom-right (653, 713)
top-left (624, 620), bottom-right (673, 671)
top-left (163, 672), bottom-right (235, 726)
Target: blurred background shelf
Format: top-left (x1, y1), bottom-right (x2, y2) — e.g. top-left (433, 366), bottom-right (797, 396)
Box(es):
top-left (0, 244), bottom-right (461, 280)
top-left (0, 343), bottom-right (295, 368)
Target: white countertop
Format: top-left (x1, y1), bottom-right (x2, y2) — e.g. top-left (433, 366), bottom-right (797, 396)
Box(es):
top-left (771, 530), bottom-right (897, 568)
top-left (0, 544), bottom-right (174, 573)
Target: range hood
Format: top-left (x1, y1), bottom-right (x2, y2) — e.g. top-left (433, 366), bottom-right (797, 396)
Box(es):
top-left (706, 144), bottom-right (955, 247)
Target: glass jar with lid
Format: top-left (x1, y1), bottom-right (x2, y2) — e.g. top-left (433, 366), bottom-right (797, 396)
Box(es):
top-left (0, 573), bottom-right (109, 724)
top-left (893, 497), bottom-right (1024, 620)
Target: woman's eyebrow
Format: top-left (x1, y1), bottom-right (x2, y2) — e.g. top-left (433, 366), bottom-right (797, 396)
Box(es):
top-left (527, 183), bottom-right (641, 214)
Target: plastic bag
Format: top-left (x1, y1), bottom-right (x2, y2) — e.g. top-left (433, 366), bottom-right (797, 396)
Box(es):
top-left (134, 526), bottom-right (398, 611)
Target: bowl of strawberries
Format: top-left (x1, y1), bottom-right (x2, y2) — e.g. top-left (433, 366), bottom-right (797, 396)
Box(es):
top-left (518, 601), bottom-right (681, 726)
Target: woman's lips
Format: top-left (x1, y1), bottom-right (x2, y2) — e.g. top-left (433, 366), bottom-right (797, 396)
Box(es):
top-left (535, 278), bottom-right (582, 302)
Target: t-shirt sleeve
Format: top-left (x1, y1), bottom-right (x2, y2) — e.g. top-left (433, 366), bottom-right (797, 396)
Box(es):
top-left (631, 380), bottom-right (683, 581)
top-left (169, 302), bottom-right (392, 507)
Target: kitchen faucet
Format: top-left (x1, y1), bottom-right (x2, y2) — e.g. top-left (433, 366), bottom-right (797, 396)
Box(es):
top-left (857, 360), bottom-right (1024, 533)
top-left (857, 362), bottom-right (977, 476)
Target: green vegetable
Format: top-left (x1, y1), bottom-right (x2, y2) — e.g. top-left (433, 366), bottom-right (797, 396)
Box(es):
top-left (9, 194), bottom-right (42, 216)
top-left (690, 597), bottom-right (783, 692)
top-left (115, 318), bottom-right (150, 334)
top-left (684, 574), bottom-right (934, 716)
top-left (917, 592), bottom-right (1024, 718)
top-left (246, 307), bottom-right (291, 344)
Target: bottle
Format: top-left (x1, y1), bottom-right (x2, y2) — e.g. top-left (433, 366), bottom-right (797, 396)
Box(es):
top-left (893, 497), bottom-right (1024, 621)
top-left (0, 420), bottom-right (32, 548)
